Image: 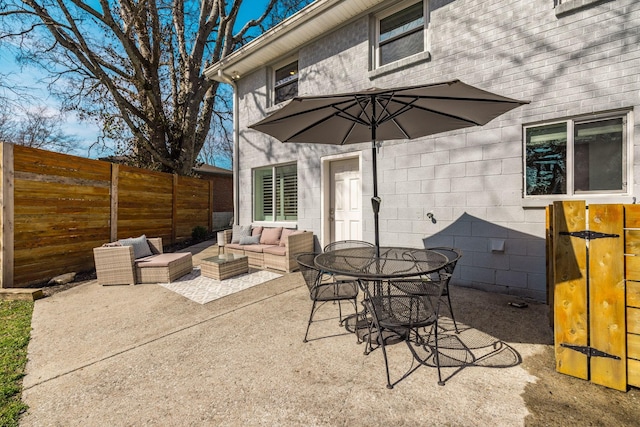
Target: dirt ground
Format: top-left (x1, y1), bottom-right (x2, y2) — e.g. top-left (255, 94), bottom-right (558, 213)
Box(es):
top-left (523, 345), bottom-right (639, 426)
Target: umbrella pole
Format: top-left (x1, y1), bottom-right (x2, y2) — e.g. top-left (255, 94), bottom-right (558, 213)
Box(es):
top-left (371, 102), bottom-right (380, 257)
top-left (372, 143), bottom-right (380, 249)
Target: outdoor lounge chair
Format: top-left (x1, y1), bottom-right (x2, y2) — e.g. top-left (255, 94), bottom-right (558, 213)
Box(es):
top-left (93, 236), bottom-right (193, 285)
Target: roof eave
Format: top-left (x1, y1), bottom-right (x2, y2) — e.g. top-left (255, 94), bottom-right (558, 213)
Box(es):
top-left (204, 0), bottom-right (384, 82)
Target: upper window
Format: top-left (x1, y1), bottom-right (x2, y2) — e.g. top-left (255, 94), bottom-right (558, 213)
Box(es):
top-left (376, 1), bottom-right (426, 67)
top-left (254, 163), bottom-right (298, 222)
top-left (524, 111), bottom-right (629, 197)
top-left (555, 0), bottom-right (606, 16)
top-left (274, 61), bottom-right (298, 105)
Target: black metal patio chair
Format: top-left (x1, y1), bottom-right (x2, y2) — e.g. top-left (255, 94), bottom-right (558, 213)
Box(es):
top-left (295, 253), bottom-right (360, 343)
top-left (426, 247), bottom-right (462, 333)
top-left (323, 240), bottom-right (374, 252)
top-left (322, 240), bottom-right (375, 283)
top-left (360, 276), bottom-right (449, 388)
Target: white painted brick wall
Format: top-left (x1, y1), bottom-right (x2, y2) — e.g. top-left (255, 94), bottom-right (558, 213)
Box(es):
top-left (233, 0), bottom-right (640, 301)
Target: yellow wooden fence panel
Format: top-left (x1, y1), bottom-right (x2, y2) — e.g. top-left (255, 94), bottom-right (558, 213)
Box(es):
top-left (553, 200), bottom-right (588, 380)
top-left (588, 204), bottom-right (626, 391)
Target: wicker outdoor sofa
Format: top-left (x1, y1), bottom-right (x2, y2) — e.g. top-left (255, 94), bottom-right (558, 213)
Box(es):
top-left (93, 236), bottom-right (193, 285)
top-left (222, 226), bottom-right (314, 272)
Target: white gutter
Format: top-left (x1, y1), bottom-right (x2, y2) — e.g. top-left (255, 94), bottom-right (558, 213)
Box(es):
top-left (217, 70), bottom-right (240, 226)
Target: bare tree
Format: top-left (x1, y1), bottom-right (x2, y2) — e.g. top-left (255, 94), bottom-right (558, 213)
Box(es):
top-left (2, 106), bottom-right (79, 152)
top-left (0, 0), bottom-right (311, 175)
top-left (0, 102), bottom-right (13, 143)
top-left (0, 75), bottom-right (78, 152)
top-left (197, 87), bottom-right (232, 167)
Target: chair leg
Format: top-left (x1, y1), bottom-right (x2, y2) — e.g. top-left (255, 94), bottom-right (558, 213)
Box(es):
top-left (362, 303), bottom-right (375, 355)
top-left (433, 320), bottom-right (445, 386)
top-left (303, 300), bottom-right (318, 343)
top-left (376, 328), bottom-right (394, 389)
top-left (348, 297), bottom-right (362, 344)
top-left (445, 288), bottom-right (459, 334)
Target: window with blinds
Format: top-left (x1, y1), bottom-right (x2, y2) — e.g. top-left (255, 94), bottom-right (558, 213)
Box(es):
top-left (254, 164), bottom-right (297, 221)
top-left (274, 61), bottom-right (298, 105)
top-left (376, 1), bottom-right (425, 67)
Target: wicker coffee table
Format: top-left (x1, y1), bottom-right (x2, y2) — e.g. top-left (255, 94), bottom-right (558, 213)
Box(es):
top-left (201, 254), bottom-right (248, 281)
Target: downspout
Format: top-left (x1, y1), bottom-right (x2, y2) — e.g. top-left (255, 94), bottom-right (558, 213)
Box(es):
top-left (218, 70), bottom-right (240, 226)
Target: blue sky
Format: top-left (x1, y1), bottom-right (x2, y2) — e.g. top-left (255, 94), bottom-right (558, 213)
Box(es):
top-left (1, 0), bottom-right (271, 166)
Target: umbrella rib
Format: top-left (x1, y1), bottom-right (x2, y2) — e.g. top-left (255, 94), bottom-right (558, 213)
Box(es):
top-left (326, 96), bottom-right (377, 145)
top-left (273, 98), bottom-right (369, 142)
top-left (334, 96), bottom-right (372, 127)
top-left (378, 95), bottom-right (520, 127)
top-left (375, 95), bottom-right (413, 139)
top-left (334, 96), bottom-right (373, 145)
top-left (400, 94), bottom-right (525, 105)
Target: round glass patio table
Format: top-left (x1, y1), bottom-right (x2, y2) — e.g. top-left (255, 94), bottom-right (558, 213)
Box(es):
top-left (314, 246), bottom-right (449, 279)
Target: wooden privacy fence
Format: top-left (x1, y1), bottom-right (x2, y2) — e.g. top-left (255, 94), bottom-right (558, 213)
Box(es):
top-left (0, 143), bottom-right (214, 288)
top-left (547, 200), bottom-right (640, 391)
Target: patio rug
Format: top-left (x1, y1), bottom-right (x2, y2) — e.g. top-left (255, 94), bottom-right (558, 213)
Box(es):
top-left (158, 267), bottom-right (281, 304)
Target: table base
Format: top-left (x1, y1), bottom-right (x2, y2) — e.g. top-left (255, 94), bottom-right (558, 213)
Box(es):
top-left (343, 313), bottom-right (406, 347)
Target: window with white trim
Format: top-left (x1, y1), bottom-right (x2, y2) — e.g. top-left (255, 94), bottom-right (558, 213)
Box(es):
top-left (376, 1), bottom-right (426, 67)
top-left (254, 163), bottom-right (298, 221)
top-left (273, 60), bottom-right (298, 105)
top-left (524, 111), bottom-right (630, 197)
top-left (555, 0), bottom-right (607, 16)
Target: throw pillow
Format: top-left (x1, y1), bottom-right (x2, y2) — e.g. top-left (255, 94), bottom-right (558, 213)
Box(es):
top-left (240, 235), bottom-right (261, 245)
top-left (118, 235), bottom-right (153, 259)
top-left (231, 225), bottom-right (252, 243)
top-left (279, 228), bottom-right (297, 247)
top-left (252, 226), bottom-right (263, 237)
top-left (260, 227), bottom-right (283, 245)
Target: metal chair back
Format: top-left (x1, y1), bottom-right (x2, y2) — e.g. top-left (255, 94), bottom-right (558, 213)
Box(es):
top-left (295, 252), bottom-right (322, 294)
top-left (360, 277), bottom-right (448, 388)
top-left (295, 252), bottom-right (359, 343)
top-left (425, 247), bottom-right (462, 333)
top-left (427, 247), bottom-right (462, 275)
top-left (323, 240), bottom-right (374, 252)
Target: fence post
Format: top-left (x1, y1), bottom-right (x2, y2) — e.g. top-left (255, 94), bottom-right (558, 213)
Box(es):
top-left (0, 143), bottom-right (14, 288)
top-left (110, 164), bottom-right (119, 242)
top-left (546, 204), bottom-right (554, 327)
top-left (172, 174), bottom-right (178, 245)
top-left (208, 180), bottom-right (213, 233)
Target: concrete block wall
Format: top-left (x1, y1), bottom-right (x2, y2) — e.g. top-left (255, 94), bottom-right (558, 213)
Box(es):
top-left (234, 0), bottom-right (640, 301)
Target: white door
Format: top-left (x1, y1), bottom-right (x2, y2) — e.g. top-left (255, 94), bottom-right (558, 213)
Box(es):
top-left (330, 158), bottom-right (362, 242)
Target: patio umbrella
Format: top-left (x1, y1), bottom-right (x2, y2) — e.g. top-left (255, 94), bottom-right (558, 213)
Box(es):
top-left (249, 79), bottom-right (529, 252)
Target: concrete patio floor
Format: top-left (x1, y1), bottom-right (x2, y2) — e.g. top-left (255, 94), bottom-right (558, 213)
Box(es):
top-left (18, 241), bottom-right (639, 426)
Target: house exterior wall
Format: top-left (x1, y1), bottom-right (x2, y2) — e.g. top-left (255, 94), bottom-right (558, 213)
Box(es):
top-left (234, 0), bottom-right (640, 301)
